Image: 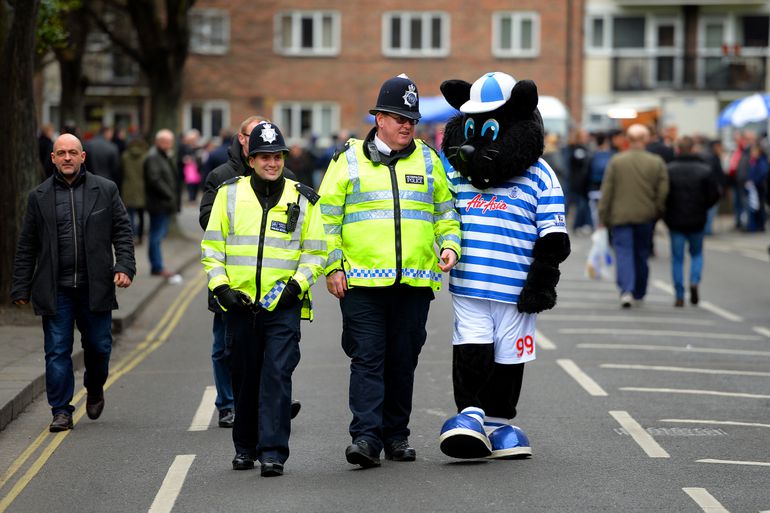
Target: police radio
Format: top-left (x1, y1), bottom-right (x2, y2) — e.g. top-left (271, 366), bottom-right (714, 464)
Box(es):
top-left (286, 202), bottom-right (301, 232)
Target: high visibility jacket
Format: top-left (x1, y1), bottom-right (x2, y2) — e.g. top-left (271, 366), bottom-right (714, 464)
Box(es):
top-left (318, 138), bottom-right (461, 291)
top-left (201, 176), bottom-right (327, 320)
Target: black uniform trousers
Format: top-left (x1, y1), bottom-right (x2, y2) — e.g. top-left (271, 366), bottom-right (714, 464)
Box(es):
top-left (339, 284), bottom-right (433, 453)
top-left (225, 303), bottom-right (301, 464)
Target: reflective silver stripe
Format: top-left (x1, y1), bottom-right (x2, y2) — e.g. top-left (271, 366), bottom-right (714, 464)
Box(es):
top-left (225, 235), bottom-right (300, 250)
top-left (297, 266), bottom-right (315, 285)
top-left (207, 267), bottom-right (227, 279)
top-left (226, 235), bottom-right (260, 245)
top-left (302, 239), bottom-right (327, 251)
top-left (291, 194), bottom-right (307, 243)
top-left (347, 189), bottom-right (432, 205)
top-left (202, 249), bottom-right (226, 261)
top-left (345, 146), bottom-right (360, 193)
top-left (343, 209), bottom-right (433, 224)
top-left (227, 182), bottom-right (238, 236)
top-left (298, 254), bottom-right (327, 268)
top-left (324, 224), bottom-right (341, 234)
top-left (443, 234), bottom-right (461, 245)
top-left (261, 258), bottom-right (299, 270)
top-left (265, 237), bottom-right (300, 251)
top-left (227, 255), bottom-right (258, 266)
top-left (434, 199), bottom-right (455, 212)
top-left (321, 204), bottom-right (344, 216)
top-left (434, 210), bottom-right (460, 222)
top-left (421, 143), bottom-right (435, 196)
top-left (203, 230), bottom-right (224, 241)
top-left (326, 249), bottom-right (343, 266)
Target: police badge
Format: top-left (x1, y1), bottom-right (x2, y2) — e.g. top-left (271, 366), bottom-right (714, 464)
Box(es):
top-left (402, 84), bottom-right (418, 108)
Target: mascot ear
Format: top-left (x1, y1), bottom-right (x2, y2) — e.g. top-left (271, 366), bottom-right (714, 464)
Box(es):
top-left (440, 80), bottom-right (471, 111)
top-left (511, 80), bottom-right (539, 119)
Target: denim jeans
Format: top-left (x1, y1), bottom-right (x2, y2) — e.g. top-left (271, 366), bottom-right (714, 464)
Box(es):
top-left (148, 213), bottom-right (170, 274)
top-left (42, 287), bottom-right (113, 415)
top-left (669, 230), bottom-right (704, 300)
top-left (211, 312), bottom-right (234, 411)
top-left (611, 222), bottom-right (655, 299)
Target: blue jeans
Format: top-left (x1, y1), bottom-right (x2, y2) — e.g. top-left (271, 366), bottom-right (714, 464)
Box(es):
top-left (212, 312), bottom-right (234, 411)
top-left (669, 230), bottom-right (704, 300)
top-left (148, 213), bottom-right (170, 274)
top-left (611, 222), bottom-right (655, 299)
top-left (43, 287), bottom-right (113, 415)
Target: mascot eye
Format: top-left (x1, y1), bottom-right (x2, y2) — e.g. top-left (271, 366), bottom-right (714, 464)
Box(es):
top-left (481, 119), bottom-right (500, 141)
top-left (464, 118), bottom-right (476, 140)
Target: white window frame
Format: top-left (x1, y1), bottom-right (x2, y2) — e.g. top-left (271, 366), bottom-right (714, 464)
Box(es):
top-left (274, 10), bottom-right (341, 57)
top-left (381, 11), bottom-right (450, 58)
top-left (183, 100), bottom-right (230, 141)
top-left (189, 9), bottom-right (230, 55)
top-left (491, 11), bottom-right (540, 58)
top-left (273, 102), bottom-right (339, 148)
top-left (586, 15), bottom-right (611, 55)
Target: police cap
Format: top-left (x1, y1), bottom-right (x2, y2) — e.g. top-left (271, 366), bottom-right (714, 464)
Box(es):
top-left (248, 121), bottom-right (289, 156)
top-left (369, 73), bottom-right (421, 121)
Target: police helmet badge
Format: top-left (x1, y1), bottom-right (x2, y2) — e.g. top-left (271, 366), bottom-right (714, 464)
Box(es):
top-left (402, 84), bottom-right (418, 108)
top-left (260, 124), bottom-right (278, 143)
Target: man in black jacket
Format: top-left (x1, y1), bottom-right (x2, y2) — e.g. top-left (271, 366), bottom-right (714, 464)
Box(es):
top-left (12, 133), bottom-right (136, 432)
top-left (664, 136), bottom-right (720, 307)
top-left (144, 129), bottom-right (178, 277)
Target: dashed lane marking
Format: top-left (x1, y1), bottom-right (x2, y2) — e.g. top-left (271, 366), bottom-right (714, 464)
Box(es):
top-left (188, 386), bottom-right (217, 431)
top-left (601, 363), bottom-right (770, 377)
top-left (620, 387), bottom-right (770, 400)
top-left (753, 326), bottom-right (770, 339)
top-left (542, 314), bottom-right (715, 326)
top-left (697, 459), bottom-right (770, 467)
top-left (148, 454), bottom-right (196, 513)
top-left (682, 487), bottom-right (730, 513)
top-left (556, 359), bottom-right (607, 396)
top-left (561, 328), bottom-right (759, 341)
top-left (661, 419), bottom-right (770, 429)
top-left (609, 411), bottom-right (669, 458)
top-left (536, 330), bottom-right (555, 350)
top-left (652, 280), bottom-right (743, 323)
top-left (578, 343), bottom-right (770, 358)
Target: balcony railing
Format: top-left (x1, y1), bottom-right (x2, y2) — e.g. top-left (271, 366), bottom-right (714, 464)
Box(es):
top-left (612, 55), bottom-right (766, 92)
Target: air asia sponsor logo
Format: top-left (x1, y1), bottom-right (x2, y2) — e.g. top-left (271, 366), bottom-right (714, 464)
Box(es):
top-left (465, 194), bottom-right (508, 214)
top-left (405, 174), bottom-right (424, 185)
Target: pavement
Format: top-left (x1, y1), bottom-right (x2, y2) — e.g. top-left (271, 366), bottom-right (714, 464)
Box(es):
top-left (0, 202), bottom-right (204, 431)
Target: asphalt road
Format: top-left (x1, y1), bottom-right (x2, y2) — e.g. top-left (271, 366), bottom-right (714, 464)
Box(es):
top-left (1, 228), bottom-right (769, 513)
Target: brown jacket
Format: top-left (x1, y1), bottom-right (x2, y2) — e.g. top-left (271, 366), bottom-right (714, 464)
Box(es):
top-left (598, 149), bottom-right (669, 227)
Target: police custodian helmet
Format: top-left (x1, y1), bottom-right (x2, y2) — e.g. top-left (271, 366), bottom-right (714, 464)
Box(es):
top-left (248, 121), bottom-right (289, 156)
top-left (369, 73), bottom-right (421, 121)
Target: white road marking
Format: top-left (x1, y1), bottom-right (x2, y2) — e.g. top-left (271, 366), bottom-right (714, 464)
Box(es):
top-left (661, 419), bottom-right (770, 429)
top-left (697, 459), bottom-right (770, 467)
top-left (542, 314), bottom-right (715, 326)
top-left (753, 326), bottom-right (770, 339)
top-left (620, 387), bottom-right (770, 400)
top-left (609, 411), bottom-right (669, 458)
top-left (561, 328), bottom-right (759, 341)
top-left (652, 279), bottom-right (742, 322)
top-left (556, 359), bottom-right (607, 396)
top-left (188, 386), bottom-right (217, 432)
top-left (536, 329), bottom-right (556, 350)
top-left (578, 343), bottom-right (770, 358)
top-left (601, 363), bottom-right (770, 377)
top-left (682, 487), bottom-right (730, 513)
top-left (652, 279), bottom-right (674, 294)
top-left (424, 408), bottom-right (449, 418)
top-left (148, 454), bottom-right (195, 513)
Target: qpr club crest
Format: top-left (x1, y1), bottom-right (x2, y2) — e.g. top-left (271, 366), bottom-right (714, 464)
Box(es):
top-left (259, 124), bottom-right (278, 143)
top-left (402, 84), bottom-right (418, 108)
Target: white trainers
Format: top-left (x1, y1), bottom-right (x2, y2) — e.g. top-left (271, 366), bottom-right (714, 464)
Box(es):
top-left (620, 292), bottom-right (633, 308)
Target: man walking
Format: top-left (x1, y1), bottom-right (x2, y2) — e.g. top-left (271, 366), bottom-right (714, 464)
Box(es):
top-left (144, 129), bottom-right (178, 278)
top-left (12, 133), bottom-right (135, 432)
top-left (598, 124), bottom-right (669, 308)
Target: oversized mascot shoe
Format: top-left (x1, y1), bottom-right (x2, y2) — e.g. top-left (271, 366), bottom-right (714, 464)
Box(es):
top-left (439, 407), bottom-right (492, 459)
top-left (485, 423), bottom-right (532, 459)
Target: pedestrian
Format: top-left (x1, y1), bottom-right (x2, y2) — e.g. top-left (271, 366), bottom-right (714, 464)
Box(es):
top-left (143, 129), bottom-right (178, 278)
top-left (586, 131), bottom-right (614, 229)
top-left (201, 121), bottom-right (327, 477)
top-left (566, 127), bottom-right (592, 233)
top-left (702, 139), bottom-right (726, 236)
top-left (84, 125), bottom-right (121, 188)
top-left (180, 129), bottom-right (202, 203)
top-left (745, 140), bottom-right (768, 232)
top-left (664, 136), bottom-right (720, 307)
top-left (38, 122), bottom-right (56, 179)
top-left (11, 133), bottom-right (135, 432)
top-left (598, 123), bottom-right (669, 308)
top-left (318, 74), bottom-right (461, 468)
top-left (121, 135), bottom-right (148, 244)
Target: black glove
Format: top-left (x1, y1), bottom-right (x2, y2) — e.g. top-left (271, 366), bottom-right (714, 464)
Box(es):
top-left (517, 260), bottom-right (560, 314)
top-left (276, 278), bottom-right (302, 309)
top-left (213, 285), bottom-right (251, 312)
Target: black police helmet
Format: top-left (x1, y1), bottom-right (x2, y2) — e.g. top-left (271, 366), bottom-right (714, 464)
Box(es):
top-left (248, 121), bottom-right (289, 156)
top-left (369, 74), bottom-right (421, 121)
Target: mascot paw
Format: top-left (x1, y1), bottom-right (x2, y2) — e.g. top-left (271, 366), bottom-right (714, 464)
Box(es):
top-left (486, 423), bottom-right (532, 459)
top-left (439, 407), bottom-right (492, 459)
top-left (517, 286), bottom-right (556, 314)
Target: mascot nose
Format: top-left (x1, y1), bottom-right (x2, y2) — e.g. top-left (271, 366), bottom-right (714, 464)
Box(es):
top-left (459, 144), bottom-right (475, 162)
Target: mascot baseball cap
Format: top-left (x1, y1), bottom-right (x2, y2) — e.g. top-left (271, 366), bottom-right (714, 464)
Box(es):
top-left (460, 72), bottom-right (517, 114)
top-left (369, 73), bottom-right (422, 121)
top-left (248, 121), bottom-right (289, 156)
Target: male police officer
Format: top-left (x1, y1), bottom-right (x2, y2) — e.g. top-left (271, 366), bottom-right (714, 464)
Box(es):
top-left (319, 74), bottom-right (461, 468)
top-left (201, 121), bottom-right (326, 477)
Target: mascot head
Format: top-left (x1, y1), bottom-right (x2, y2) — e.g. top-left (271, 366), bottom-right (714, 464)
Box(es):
top-left (441, 72), bottom-right (544, 189)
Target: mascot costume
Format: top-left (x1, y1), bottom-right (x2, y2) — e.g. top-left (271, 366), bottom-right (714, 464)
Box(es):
top-left (437, 72), bottom-right (570, 459)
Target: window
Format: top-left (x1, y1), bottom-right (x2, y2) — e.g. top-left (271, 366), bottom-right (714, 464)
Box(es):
top-left (273, 102), bottom-right (339, 147)
top-left (739, 15), bottom-right (769, 48)
top-left (589, 17), bottom-right (605, 49)
top-left (492, 12), bottom-right (540, 58)
top-left (612, 16), bottom-right (646, 49)
top-left (382, 12), bottom-right (449, 57)
top-left (184, 101), bottom-right (230, 140)
top-left (189, 9), bottom-right (229, 55)
top-left (275, 11), bottom-right (340, 56)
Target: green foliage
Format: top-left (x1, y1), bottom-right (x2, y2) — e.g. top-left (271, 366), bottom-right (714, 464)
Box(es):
top-left (36, 0), bottom-right (81, 54)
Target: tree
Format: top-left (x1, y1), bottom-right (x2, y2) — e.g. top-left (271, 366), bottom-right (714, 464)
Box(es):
top-left (88, 0), bottom-right (195, 136)
top-left (0, 0), bottom-right (42, 305)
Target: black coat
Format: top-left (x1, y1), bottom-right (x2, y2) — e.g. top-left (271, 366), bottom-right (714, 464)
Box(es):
top-left (144, 146), bottom-right (178, 215)
top-left (664, 154), bottom-right (721, 233)
top-left (11, 172), bottom-right (136, 315)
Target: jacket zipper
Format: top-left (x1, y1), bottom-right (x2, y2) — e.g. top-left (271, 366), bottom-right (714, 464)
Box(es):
top-left (69, 187), bottom-right (78, 288)
top-left (388, 163), bottom-right (403, 283)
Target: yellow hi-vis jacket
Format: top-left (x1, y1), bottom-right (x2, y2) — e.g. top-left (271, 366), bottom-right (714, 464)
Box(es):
top-left (318, 138), bottom-right (461, 291)
top-left (201, 176), bottom-right (327, 320)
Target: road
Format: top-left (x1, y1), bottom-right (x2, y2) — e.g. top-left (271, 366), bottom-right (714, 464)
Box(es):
top-left (1, 228), bottom-right (769, 513)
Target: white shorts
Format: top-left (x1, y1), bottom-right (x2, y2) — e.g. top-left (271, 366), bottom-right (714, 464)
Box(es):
top-left (451, 295), bottom-right (537, 364)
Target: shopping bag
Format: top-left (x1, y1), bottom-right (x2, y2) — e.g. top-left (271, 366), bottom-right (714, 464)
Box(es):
top-left (585, 227), bottom-right (612, 280)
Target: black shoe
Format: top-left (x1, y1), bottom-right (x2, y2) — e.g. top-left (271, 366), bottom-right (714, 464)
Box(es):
top-left (345, 440), bottom-right (381, 468)
top-left (674, 298), bottom-right (684, 307)
top-left (384, 439), bottom-right (416, 461)
top-left (290, 400), bottom-right (301, 419)
top-left (260, 459), bottom-right (284, 477)
top-left (232, 453), bottom-right (255, 470)
top-left (690, 285), bottom-right (699, 305)
top-left (86, 388), bottom-right (105, 420)
top-left (49, 412), bottom-right (73, 432)
top-left (218, 408), bottom-right (234, 428)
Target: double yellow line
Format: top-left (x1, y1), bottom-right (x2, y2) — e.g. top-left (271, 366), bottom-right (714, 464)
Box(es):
top-left (0, 273), bottom-right (206, 512)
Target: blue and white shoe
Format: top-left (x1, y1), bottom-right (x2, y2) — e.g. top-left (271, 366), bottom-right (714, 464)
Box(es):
top-left (439, 407), bottom-right (492, 459)
top-left (486, 422), bottom-right (532, 459)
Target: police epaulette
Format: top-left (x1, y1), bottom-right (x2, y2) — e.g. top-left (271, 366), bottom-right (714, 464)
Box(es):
top-left (332, 142), bottom-right (351, 162)
top-left (216, 176), bottom-right (243, 190)
top-left (295, 182), bottom-right (320, 205)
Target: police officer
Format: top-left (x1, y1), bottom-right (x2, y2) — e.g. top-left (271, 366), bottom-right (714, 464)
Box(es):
top-left (318, 74), bottom-right (462, 468)
top-left (201, 121), bottom-right (327, 477)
